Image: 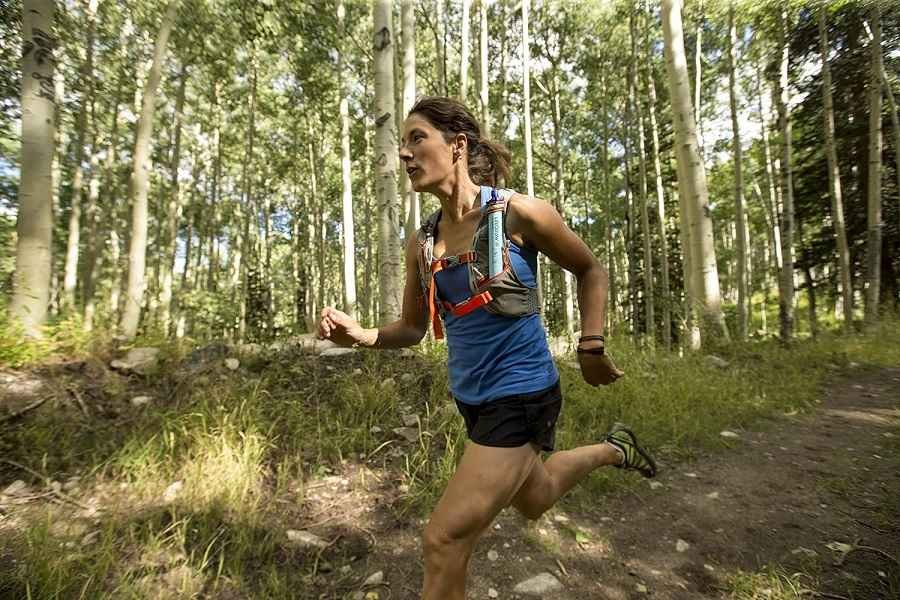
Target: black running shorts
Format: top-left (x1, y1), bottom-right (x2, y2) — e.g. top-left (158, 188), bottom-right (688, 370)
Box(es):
top-left (454, 380), bottom-right (562, 451)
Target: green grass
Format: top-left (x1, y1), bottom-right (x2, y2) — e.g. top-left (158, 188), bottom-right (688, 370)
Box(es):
top-left (1, 318), bottom-right (899, 598)
top-left (726, 567), bottom-right (818, 599)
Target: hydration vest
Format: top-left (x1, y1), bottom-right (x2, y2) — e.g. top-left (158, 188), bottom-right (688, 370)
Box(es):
top-left (417, 186), bottom-right (542, 339)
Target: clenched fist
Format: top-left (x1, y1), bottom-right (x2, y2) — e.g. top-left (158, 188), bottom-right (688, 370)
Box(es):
top-left (317, 307), bottom-right (372, 348)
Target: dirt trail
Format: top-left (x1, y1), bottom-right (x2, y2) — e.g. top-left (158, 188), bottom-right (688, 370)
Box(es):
top-left (367, 368), bottom-right (900, 599)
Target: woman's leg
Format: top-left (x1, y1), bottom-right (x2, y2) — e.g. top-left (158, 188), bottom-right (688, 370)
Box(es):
top-left (509, 442), bottom-right (622, 520)
top-left (422, 441), bottom-right (540, 600)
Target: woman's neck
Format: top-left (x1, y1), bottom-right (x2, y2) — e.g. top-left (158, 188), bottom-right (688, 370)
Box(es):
top-left (434, 176), bottom-right (480, 224)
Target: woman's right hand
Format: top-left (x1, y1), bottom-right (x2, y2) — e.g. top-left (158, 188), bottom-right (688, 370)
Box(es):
top-left (317, 307), bottom-right (370, 347)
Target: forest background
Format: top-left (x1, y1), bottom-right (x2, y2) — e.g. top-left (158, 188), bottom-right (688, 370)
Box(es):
top-left (2, 0), bottom-right (898, 348)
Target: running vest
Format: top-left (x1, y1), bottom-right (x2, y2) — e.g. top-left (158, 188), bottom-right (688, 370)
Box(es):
top-left (416, 187), bottom-right (542, 338)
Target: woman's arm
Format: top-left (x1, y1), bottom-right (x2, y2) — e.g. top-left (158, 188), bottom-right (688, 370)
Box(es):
top-left (318, 234), bottom-right (428, 349)
top-left (506, 193), bottom-right (623, 385)
top-left (506, 193), bottom-right (608, 337)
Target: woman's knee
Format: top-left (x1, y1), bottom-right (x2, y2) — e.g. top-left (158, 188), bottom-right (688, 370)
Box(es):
top-left (423, 521), bottom-right (463, 562)
top-left (513, 496), bottom-right (549, 521)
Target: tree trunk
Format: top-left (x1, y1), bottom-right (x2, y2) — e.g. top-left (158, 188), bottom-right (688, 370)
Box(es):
top-left (119, 0), bottom-right (179, 339)
top-left (645, 5), bottom-right (671, 349)
top-left (727, 3), bottom-right (748, 340)
top-left (237, 53), bottom-right (257, 340)
top-left (632, 12), bottom-right (654, 342)
top-left (435, 0), bottom-right (447, 95)
top-left (11, 0), bottom-right (56, 338)
top-left (338, 0), bottom-right (358, 319)
top-left (459, 0), bottom-right (470, 101)
top-left (550, 70), bottom-right (574, 336)
top-left (881, 59), bottom-right (900, 241)
top-left (401, 0), bottom-right (419, 239)
top-left (693, 1), bottom-right (704, 157)
top-left (479, 0), bottom-right (490, 136)
top-left (661, 0), bottom-right (728, 345)
top-left (804, 264), bottom-right (819, 338)
top-left (499, 0), bottom-right (508, 140)
top-left (775, 5), bottom-right (795, 341)
top-left (62, 0), bottom-right (97, 312)
top-left (865, 6), bottom-right (882, 324)
top-left (819, 7), bottom-right (854, 331)
top-left (158, 64), bottom-right (186, 336)
top-left (522, 0), bottom-right (534, 198)
top-left (601, 71), bottom-right (614, 334)
top-left (374, 0), bottom-right (402, 322)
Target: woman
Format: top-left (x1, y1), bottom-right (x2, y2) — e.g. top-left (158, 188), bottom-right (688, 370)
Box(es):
top-left (318, 97), bottom-right (656, 600)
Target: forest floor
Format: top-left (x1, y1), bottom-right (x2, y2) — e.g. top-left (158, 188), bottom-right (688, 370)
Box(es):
top-left (0, 341), bottom-right (898, 599)
top-left (304, 366), bottom-right (900, 600)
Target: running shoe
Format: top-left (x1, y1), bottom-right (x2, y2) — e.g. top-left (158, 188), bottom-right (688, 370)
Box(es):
top-left (605, 422), bottom-right (658, 478)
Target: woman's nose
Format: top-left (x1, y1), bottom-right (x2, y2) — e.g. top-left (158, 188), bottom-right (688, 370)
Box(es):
top-left (399, 146), bottom-right (412, 161)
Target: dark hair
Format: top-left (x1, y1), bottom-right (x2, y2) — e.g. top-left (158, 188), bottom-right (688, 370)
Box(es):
top-left (408, 96), bottom-right (511, 187)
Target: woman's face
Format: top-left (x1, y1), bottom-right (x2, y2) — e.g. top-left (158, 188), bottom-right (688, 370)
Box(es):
top-left (399, 114), bottom-right (458, 193)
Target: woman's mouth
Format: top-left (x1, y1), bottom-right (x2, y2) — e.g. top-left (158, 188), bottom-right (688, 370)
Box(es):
top-left (406, 166), bottom-right (418, 177)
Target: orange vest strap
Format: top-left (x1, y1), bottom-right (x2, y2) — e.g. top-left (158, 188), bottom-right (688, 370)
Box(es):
top-left (444, 291), bottom-right (494, 318)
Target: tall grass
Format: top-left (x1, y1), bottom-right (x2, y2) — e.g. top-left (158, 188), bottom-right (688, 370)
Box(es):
top-left (1, 319), bottom-right (898, 598)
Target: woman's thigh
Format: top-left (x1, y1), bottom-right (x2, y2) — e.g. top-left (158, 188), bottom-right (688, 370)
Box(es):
top-left (426, 441), bottom-right (541, 543)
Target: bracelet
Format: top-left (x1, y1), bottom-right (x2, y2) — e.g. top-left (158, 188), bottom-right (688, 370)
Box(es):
top-left (577, 334), bottom-right (605, 356)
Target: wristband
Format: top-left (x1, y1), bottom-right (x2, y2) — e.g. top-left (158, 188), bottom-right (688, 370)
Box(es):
top-left (577, 335), bottom-right (605, 356)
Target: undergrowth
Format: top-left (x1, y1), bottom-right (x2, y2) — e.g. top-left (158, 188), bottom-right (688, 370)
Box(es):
top-left (0, 319), bottom-right (898, 598)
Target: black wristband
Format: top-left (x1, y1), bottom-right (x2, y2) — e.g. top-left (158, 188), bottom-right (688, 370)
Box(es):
top-left (576, 346), bottom-right (605, 355)
top-left (577, 334), bottom-right (605, 356)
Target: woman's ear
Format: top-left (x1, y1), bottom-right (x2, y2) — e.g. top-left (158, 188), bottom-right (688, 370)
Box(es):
top-left (452, 133), bottom-right (467, 162)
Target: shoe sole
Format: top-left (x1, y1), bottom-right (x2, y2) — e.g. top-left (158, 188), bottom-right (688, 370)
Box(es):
top-left (610, 423), bottom-right (658, 479)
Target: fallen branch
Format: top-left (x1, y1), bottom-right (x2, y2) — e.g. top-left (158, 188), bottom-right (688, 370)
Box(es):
top-left (68, 387), bottom-right (89, 417)
top-left (0, 397), bottom-right (49, 423)
top-left (310, 534), bottom-right (342, 578)
top-left (0, 458), bottom-right (92, 511)
top-left (847, 545), bottom-right (900, 567)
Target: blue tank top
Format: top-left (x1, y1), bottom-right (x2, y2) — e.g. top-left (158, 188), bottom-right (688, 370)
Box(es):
top-left (434, 241), bottom-right (559, 405)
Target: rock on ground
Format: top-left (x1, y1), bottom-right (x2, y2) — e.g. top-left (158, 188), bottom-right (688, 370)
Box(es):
top-left (512, 572), bottom-right (563, 596)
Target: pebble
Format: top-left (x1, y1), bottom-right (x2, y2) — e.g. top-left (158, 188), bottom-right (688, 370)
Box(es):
top-left (512, 572), bottom-right (562, 596)
top-left (487, 550), bottom-right (499, 561)
top-left (488, 588), bottom-right (499, 599)
top-left (130, 395), bottom-right (152, 407)
top-left (363, 571), bottom-right (384, 586)
top-left (676, 539), bottom-right (690, 553)
top-left (286, 530), bottom-right (328, 549)
top-left (720, 430), bottom-right (739, 439)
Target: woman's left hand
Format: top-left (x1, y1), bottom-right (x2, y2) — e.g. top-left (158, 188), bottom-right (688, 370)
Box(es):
top-left (577, 350), bottom-right (624, 386)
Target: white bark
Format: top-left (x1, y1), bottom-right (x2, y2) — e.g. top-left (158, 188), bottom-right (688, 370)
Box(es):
top-left (661, 0), bottom-right (728, 344)
top-left (522, 0), bottom-right (534, 198)
top-left (775, 6), bottom-right (795, 341)
top-left (374, 0), bottom-right (402, 322)
top-left (338, 0), bottom-right (357, 319)
top-left (632, 13), bottom-right (654, 342)
top-left (479, 0), bottom-right (490, 136)
top-left (159, 65), bottom-right (187, 335)
top-left (645, 3), bottom-right (670, 349)
top-left (865, 7), bottom-right (882, 324)
top-left (401, 0), bottom-right (419, 239)
top-left (119, 0), bottom-right (179, 338)
top-left (820, 7), bottom-right (853, 331)
top-left (460, 0), bottom-right (470, 101)
top-left (727, 3), bottom-right (747, 340)
top-left (11, 0), bottom-right (56, 338)
top-left (62, 0), bottom-right (97, 311)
